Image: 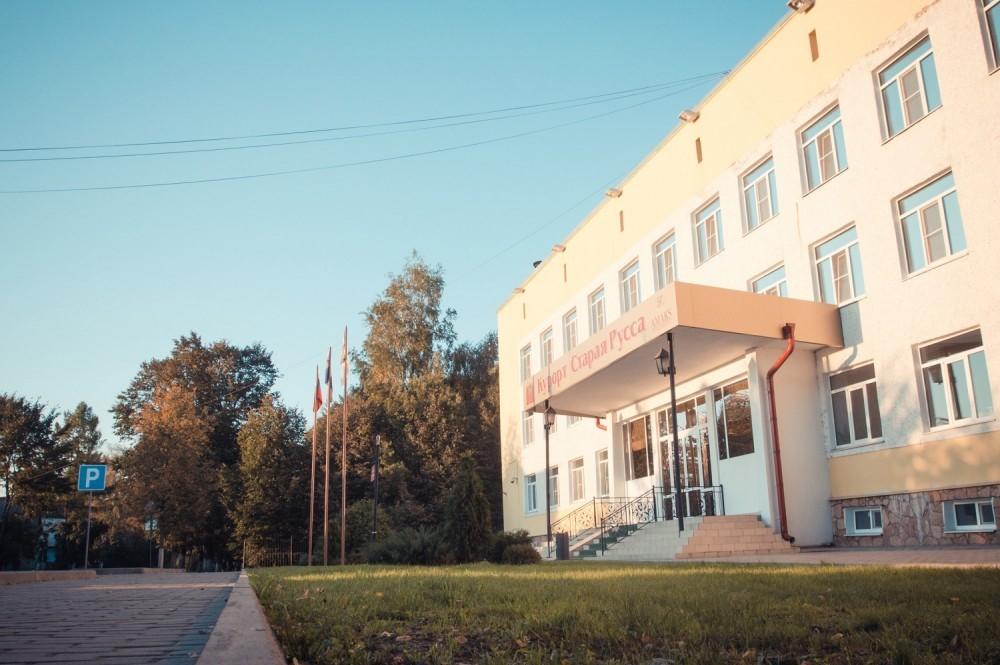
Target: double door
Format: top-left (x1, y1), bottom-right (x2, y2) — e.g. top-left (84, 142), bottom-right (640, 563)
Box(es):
top-left (657, 395), bottom-right (716, 518)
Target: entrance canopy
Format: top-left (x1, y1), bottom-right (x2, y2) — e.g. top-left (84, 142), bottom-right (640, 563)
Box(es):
top-left (523, 281), bottom-right (843, 417)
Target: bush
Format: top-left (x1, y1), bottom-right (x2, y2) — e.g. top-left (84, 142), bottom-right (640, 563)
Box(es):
top-left (362, 527), bottom-right (447, 565)
top-left (487, 530), bottom-right (532, 564)
top-left (501, 543), bottom-right (540, 565)
top-left (442, 457), bottom-right (492, 563)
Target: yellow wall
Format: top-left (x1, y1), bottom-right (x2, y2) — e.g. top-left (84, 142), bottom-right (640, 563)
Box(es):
top-left (829, 429), bottom-right (1000, 499)
top-left (497, 0), bottom-right (936, 527)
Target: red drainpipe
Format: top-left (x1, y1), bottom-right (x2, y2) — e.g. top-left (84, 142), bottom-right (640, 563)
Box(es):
top-left (766, 323), bottom-right (796, 543)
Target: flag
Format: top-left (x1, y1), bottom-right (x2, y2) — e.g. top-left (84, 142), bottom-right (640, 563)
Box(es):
top-left (324, 347), bottom-right (332, 386)
top-left (313, 366), bottom-right (323, 412)
top-left (340, 327), bottom-right (349, 376)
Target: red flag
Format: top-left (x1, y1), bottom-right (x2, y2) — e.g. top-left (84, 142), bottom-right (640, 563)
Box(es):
top-left (313, 366), bottom-right (323, 412)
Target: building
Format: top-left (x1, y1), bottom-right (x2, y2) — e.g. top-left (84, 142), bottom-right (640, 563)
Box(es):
top-left (497, 0), bottom-right (1000, 554)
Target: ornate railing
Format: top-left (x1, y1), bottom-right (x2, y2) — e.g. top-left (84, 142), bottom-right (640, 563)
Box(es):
top-left (551, 496), bottom-right (633, 543)
top-left (599, 488), bottom-right (658, 553)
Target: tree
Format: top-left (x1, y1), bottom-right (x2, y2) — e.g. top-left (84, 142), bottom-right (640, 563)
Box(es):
top-left (52, 402), bottom-right (105, 567)
top-left (442, 456), bottom-right (492, 563)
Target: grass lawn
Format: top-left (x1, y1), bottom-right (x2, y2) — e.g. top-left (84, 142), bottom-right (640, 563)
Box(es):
top-left (251, 561), bottom-right (1000, 664)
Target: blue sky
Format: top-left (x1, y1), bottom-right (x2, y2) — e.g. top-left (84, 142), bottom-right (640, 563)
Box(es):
top-left (0, 2), bottom-right (786, 450)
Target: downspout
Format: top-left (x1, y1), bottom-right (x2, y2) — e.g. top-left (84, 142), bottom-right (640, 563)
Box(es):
top-left (766, 323), bottom-right (796, 543)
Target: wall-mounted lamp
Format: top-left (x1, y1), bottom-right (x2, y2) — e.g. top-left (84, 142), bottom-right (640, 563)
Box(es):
top-left (678, 109), bottom-right (700, 123)
top-left (551, 244), bottom-right (566, 253)
top-left (532, 260), bottom-right (542, 268)
top-left (787, 0), bottom-right (814, 12)
top-left (605, 188), bottom-right (623, 198)
top-left (513, 287), bottom-right (525, 295)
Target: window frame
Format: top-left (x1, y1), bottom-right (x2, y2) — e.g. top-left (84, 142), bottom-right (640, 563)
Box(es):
top-left (944, 498), bottom-right (996, 533)
top-left (800, 105), bottom-right (848, 193)
top-left (895, 172), bottom-right (967, 276)
top-left (519, 345), bottom-right (532, 382)
top-left (522, 410), bottom-right (534, 446)
top-left (984, 0), bottom-right (1000, 71)
top-left (693, 197), bottom-right (724, 265)
top-left (918, 329), bottom-right (994, 431)
top-left (548, 465), bottom-right (560, 507)
top-left (713, 377), bottom-right (754, 460)
top-left (596, 449), bottom-right (610, 497)
top-left (539, 327), bottom-right (553, 368)
top-left (562, 308), bottom-right (578, 354)
top-left (619, 259), bottom-right (642, 314)
top-left (844, 506), bottom-right (884, 536)
top-left (876, 36), bottom-right (941, 140)
top-left (751, 264), bottom-right (788, 297)
top-left (828, 363), bottom-right (884, 448)
top-left (569, 457), bottom-right (586, 503)
top-left (588, 287), bottom-right (606, 336)
top-left (524, 473), bottom-right (538, 514)
top-left (813, 225), bottom-right (865, 306)
top-left (652, 233), bottom-right (677, 291)
top-left (622, 415), bottom-right (654, 480)
top-left (741, 155), bottom-right (778, 233)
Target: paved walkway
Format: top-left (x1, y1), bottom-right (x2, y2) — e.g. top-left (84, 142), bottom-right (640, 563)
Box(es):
top-left (683, 546), bottom-right (1000, 567)
top-left (0, 572), bottom-right (238, 665)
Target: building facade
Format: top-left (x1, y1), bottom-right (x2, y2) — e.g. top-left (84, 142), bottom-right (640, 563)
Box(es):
top-left (498, 0), bottom-right (1000, 550)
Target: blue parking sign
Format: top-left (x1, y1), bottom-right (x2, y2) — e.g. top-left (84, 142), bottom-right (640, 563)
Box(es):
top-left (77, 465), bottom-right (107, 492)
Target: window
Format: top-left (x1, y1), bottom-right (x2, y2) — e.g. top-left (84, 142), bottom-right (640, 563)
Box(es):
top-left (752, 265), bottom-right (788, 297)
top-left (619, 260), bottom-right (641, 313)
top-left (919, 329), bottom-right (994, 428)
top-left (569, 458), bottom-right (585, 502)
top-left (522, 411), bottom-right (534, 446)
top-left (879, 37), bottom-right (941, 138)
top-left (742, 157), bottom-right (779, 231)
top-left (653, 234), bottom-right (676, 290)
top-left (944, 499), bottom-right (996, 533)
top-left (714, 379), bottom-right (753, 459)
top-left (588, 288), bottom-right (606, 335)
top-left (814, 226), bottom-right (865, 305)
top-left (562, 309), bottom-right (578, 353)
top-left (845, 507), bottom-right (884, 536)
top-left (540, 328), bottom-right (553, 368)
top-left (985, 0), bottom-right (1000, 68)
top-left (596, 449), bottom-right (610, 497)
top-left (519, 345), bottom-right (532, 382)
top-left (801, 106), bottom-right (848, 191)
top-left (524, 474), bottom-right (538, 513)
top-left (829, 364), bottom-right (883, 446)
top-left (568, 415), bottom-right (581, 426)
top-left (548, 466), bottom-right (559, 507)
top-left (549, 414), bottom-right (558, 434)
top-left (694, 198), bottom-right (724, 264)
top-left (897, 173), bottom-right (967, 273)
top-left (623, 416), bottom-right (654, 480)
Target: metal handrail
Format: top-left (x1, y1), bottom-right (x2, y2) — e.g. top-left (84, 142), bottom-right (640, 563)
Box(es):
top-left (550, 496), bottom-right (634, 542)
top-left (598, 488), bottom-right (658, 554)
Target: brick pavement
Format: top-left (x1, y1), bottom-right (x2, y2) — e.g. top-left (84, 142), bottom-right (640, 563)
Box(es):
top-left (0, 572), bottom-right (238, 665)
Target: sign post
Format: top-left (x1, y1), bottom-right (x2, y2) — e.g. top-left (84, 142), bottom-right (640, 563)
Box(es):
top-left (77, 465), bottom-right (107, 569)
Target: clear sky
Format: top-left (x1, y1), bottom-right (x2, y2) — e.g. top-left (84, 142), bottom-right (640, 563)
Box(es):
top-left (0, 1), bottom-right (786, 450)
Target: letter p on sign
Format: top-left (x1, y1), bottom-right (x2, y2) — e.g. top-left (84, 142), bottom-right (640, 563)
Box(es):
top-left (77, 464), bottom-right (107, 492)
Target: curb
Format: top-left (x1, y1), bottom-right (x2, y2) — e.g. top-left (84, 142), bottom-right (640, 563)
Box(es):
top-left (197, 571), bottom-right (285, 665)
top-left (0, 570), bottom-right (97, 585)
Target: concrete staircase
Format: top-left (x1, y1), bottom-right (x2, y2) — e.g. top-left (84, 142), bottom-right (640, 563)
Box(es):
top-left (674, 514), bottom-right (798, 559)
top-left (585, 518), bottom-right (702, 561)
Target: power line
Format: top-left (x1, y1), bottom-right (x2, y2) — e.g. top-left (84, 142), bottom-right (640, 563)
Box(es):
top-left (0, 80), bottom-right (712, 195)
top-left (0, 72), bottom-right (728, 153)
top-left (0, 75), bottom-right (726, 163)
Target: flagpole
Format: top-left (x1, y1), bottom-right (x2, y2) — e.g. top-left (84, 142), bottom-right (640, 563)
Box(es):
top-left (340, 327), bottom-right (348, 566)
top-left (323, 348), bottom-right (332, 566)
top-left (308, 367), bottom-right (318, 566)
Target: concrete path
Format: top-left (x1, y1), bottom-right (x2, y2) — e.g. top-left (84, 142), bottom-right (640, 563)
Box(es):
top-left (0, 571), bottom-right (238, 665)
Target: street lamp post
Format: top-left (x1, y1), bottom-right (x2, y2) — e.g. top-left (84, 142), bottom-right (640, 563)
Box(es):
top-left (655, 333), bottom-right (684, 533)
top-left (543, 403), bottom-right (556, 556)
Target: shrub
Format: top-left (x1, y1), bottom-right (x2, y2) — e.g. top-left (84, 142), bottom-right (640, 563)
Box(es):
top-left (362, 527), bottom-right (447, 565)
top-left (442, 457), bottom-right (492, 563)
top-left (488, 529), bottom-right (533, 563)
top-left (501, 543), bottom-right (541, 565)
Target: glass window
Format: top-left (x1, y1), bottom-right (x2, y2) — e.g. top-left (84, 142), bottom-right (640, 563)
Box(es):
top-left (519, 345), bottom-right (531, 382)
top-left (944, 499), bottom-right (996, 532)
top-left (879, 37), bottom-right (942, 138)
top-left (919, 329), bottom-right (994, 428)
top-left (814, 226), bottom-right (865, 305)
top-left (569, 458), bottom-right (585, 502)
top-left (548, 466), bottom-right (559, 507)
top-left (588, 288), bottom-right (606, 336)
top-left (562, 309), bottom-right (578, 353)
top-left (522, 411), bottom-right (534, 446)
top-left (801, 106), bottom-right (848, 191)
top-left (714, 379), bottom-right (753, 459)
top-left (898, 173), bottom-right (966, 273)
top-left (694, 198), bottom-right (724, 264)
top-left (845, 507), bottom-right (884, 535)
top-left (539, 328), bottom-right (553, 368)
top-left (752, 265), bottom-right (788, 297)
top-left (619, 260), bottom-right (641, 314)
top-left (742, 157), bottom-right (779, 231)
top-left (653, 234), bottom-right (677, 290)
top-left (524, 474), bottom-right (538, 513)
top-left (623, 416), bottom-right (653, 480)
top-left (829, 364), bottom-right (883, 446)
top-left (596, 449), bottom-right (610, 497)
top-left (986, 0), bottom-right (1000, 68)
top-left (567, 415), bottom-right (581, 426)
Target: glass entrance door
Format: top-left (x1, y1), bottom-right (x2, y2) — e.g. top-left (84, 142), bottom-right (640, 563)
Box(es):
top-left (658, 395), bottom-right (715, 518)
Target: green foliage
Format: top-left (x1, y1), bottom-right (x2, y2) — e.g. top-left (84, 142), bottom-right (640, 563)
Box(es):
top-left (362, 527), bottom-right (447, 565)
top-left (487, 529), bottom-right (533, 564)
top-left (500, 542), bottom-right (540, 565)
top-left (442, 457), bottom-right (492, 563)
